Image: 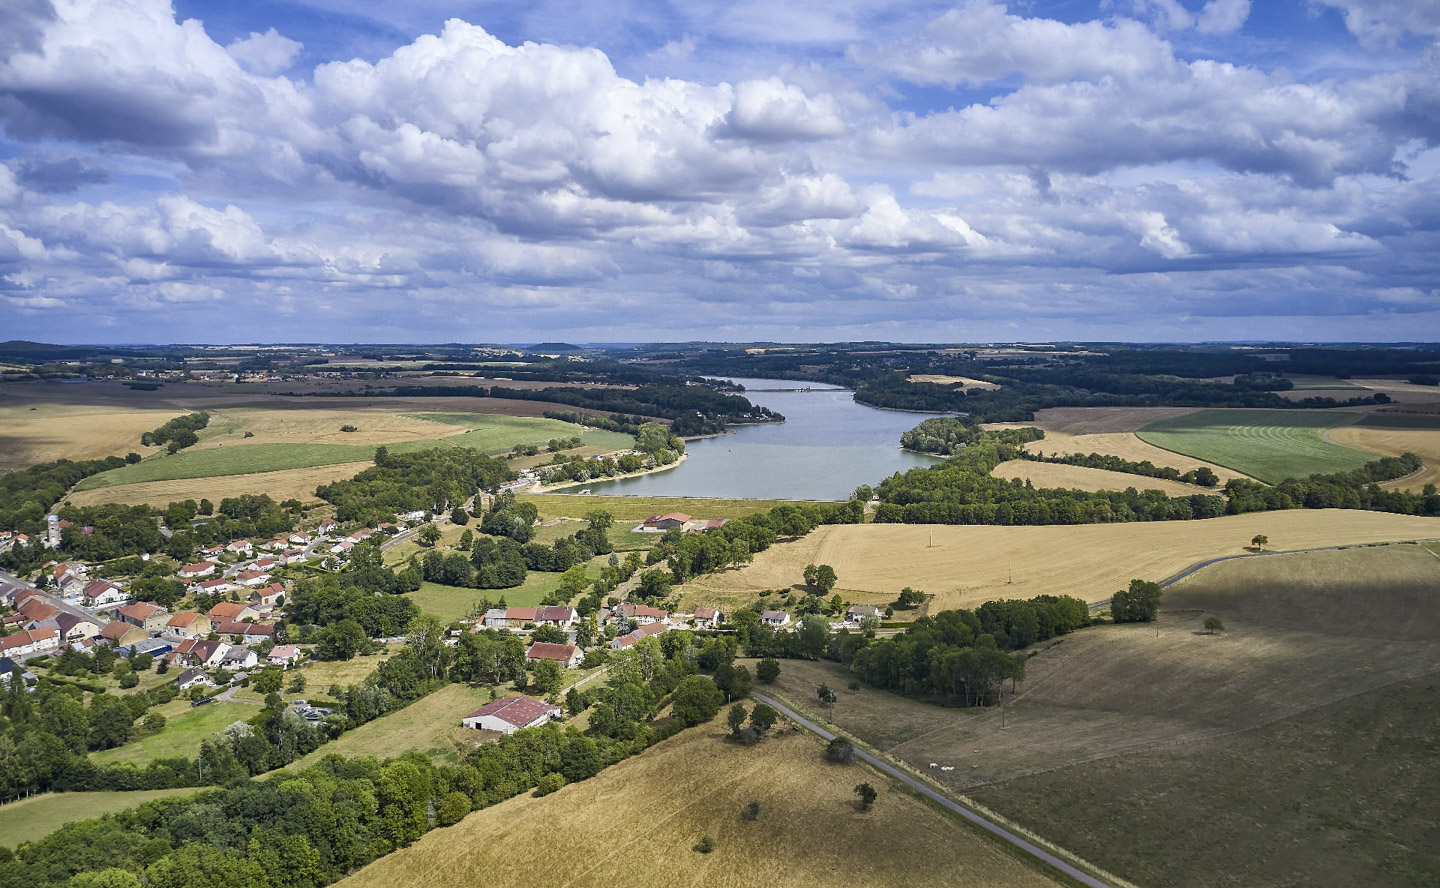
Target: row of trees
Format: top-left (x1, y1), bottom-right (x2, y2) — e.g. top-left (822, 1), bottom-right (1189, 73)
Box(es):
top-left (651, 500), bottom-right (864, 584)
top-left (139, 411), bottom-right (209, 452)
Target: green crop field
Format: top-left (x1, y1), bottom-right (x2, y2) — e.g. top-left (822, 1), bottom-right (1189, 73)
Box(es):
top-left (74, 414), bottom-right (633, 490)
top-left (89, 700), bottom-right (258, 767)
top-left (1284, 375), bottom-right (1364, 390)
top-left (1136, 409), bottom-right (1376, 483)
top-left (0, 789), bottom-right (203, 847)
top-left (1358, 413), bottom-right (1440, 429)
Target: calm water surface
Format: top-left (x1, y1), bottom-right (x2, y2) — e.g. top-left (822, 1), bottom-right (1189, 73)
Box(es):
top-left (577, 377), bottom-right (942, 500)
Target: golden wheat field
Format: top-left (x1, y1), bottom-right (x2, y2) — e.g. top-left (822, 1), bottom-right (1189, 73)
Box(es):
top-left (338, 722), bottom-right (1064, 888)
top-left (196, 408), bottom-right (465, 448)
top-left (0, 404), bottom-right (181, 470)
top-left (680, 510), bottom-right (1440, 612)
top-left (64, 461), bottom-right (370, 507)
top-left (1328, 426), bottom-right (1440, 491)
top-left (1014, 429), bottom-right (1249, 482)
top-left (908, 374), bottom-right (1000, 389)
top-left (989, 460), bottom-right (1208, 497)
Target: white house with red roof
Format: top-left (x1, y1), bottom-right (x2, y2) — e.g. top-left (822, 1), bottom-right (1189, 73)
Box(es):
top-left (235, 569), bottom-right (271, 587)
top-left (692, 606), bottom-right (721, 628)
top-left (190, 577), bottom-right (236, 596)
top-left (0, 627), bottom-right (60, 656)
top-left (317, 520), bottom-right (337, 536)
top-left (460, 695), bottom-right (561, 734)
top-left (226, 540), bottom-right (253, 555)
top-left (268, 644), bottom-right (302, 668)
top-left (614, 602), bottom-right (668, 626)
top-left (536, 606), bottom-right (577, 628)
top-left (612, 621), bottom-right (668, 649)
top-left (249, 583), bottom-right (285, 608)
top-left (179, 561), bottom-right (217, 579)
top-left (81, 579), bottom-right (128, 607)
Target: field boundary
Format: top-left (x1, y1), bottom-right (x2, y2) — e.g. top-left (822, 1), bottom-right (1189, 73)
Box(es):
top-left (753, 692), bottom-right (1126, 888)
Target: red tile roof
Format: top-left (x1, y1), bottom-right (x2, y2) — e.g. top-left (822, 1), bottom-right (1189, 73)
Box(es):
top-left (526, 642), bottom-right (578, 663)
top-left (464, 695), bottom-right (557, 729)
top-left (505, 607), bottom-right (540, 623)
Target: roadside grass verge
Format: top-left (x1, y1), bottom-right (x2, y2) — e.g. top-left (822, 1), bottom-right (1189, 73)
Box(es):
top-left (1135, 408), bottom-right (1374, 483)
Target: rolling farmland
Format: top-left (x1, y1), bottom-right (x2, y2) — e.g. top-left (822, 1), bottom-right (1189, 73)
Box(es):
top-left (1136, 409), bottom-right (1375, 483)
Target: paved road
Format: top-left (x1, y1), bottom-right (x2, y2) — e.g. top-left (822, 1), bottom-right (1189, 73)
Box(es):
top-left (752, 692), bottom-right (1114, 888)
top-left (1085, 536), bottom-right (1440, 610)
top-left (214, 684), bottom-right (264, 705)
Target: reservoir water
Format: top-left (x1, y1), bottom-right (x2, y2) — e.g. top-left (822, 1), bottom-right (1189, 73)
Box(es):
top-left (576, 378), bottom-right (942, 500)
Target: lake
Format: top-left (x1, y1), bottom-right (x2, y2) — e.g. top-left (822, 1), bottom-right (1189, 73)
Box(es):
top-left (575, 377), bottom-right (942, 500)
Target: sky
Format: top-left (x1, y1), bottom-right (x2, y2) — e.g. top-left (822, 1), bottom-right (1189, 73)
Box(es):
top-left (1, 0), bottom-right (1438, 344)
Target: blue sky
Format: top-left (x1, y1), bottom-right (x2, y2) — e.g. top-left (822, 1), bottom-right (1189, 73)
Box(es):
top-left (1, 0), bottom-right (1438, 343)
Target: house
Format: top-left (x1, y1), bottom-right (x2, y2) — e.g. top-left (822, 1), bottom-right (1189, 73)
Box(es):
top-left (54, 612), bottom-right (102, 641)
top-left (615, 603), bottom-right (668, 626)
top-left (481, 608), bottom-right (509, 629)
top-left (81, 579), bottom-right (128, 607)
top-left (693, 606), bottom-right (721, 628)
top-left (51, 563), bottom-right (86, 594)
top-left (267, 644), bottom-right (301, 668)
top-left (612, 621), bottom-right (668, 649)
top-left (329, 540), bottom-right (354, 555)
top-left (761, 610), bottom-right (791, 628)
top-left (214, 621), bottom-right (274, 641)
top-left (282, 549), bottom-right (307, 565)
top-left (226, 539), bottom-right (253, 555)
top-left (641, 512), bottom-right (691, 531)
top-left (170, 638), bottom-right (229, 668)
top-left (694, 519), bottom-right (728, 532)
top-left (249, 582), bottom-right (285, 608)
top-left (536, 606), bottom-right (577, 628)
top-left (99, 621), bottom-right (148, 646)
top-left (0, 626), bottom-right (60, 656)
top-left (117, 601), bottom-right (170, 632)
top-left (0, 657), bottom-right (37, 687)
top-left (120, 638), bottom-right (172, 659)
top-left (179, 561), bottom-right (217, 579)
top-left (846, 605), bottom-right (882, 623)
top-left (220, 646), bottom-right (258, 670)
top-left (262, 538), bottom-right (290, 552)
top-left (17, 596), bottom-right (59, 626)
top-left (200, 545), bottom-right (226, 559)
top-left (234, 569), bottom-right (272, 587)
top-left (460, 695), bottom-right (561, 734)
top-left (526, 641), bottom-right (583, 669)
top-left (288, 531), bottom-right (311, 545)
top-left (504, 607), bottom-right (540, 627)
top-left (317, 520), bottom-right (337, 536)
top-left (166, 611), bottom-right (212, 639)
top-left (190, 578), bottom-right (236, 596)
top-left (176, 667), bottom-right (214, 691)
top-left (208, 601), bottom-right (260, 623)
top-left (347, 528), bottom-right (373, 543)
top-left (252, 557), bottom-right (280, 572)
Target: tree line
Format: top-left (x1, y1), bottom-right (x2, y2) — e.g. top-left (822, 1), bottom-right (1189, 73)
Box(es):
top-left (140, 412), bottom-right (210, 452)
top-left (316, 447), bottom-right (514, 526)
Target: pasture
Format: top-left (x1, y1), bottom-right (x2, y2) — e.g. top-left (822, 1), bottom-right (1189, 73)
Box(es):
top-left (285, 684), bottom-right (499, 769)
top-left (89, 699), bottom-right (258, 767)
top-left (72, 413), bottom-right (629, 492)
top-left (0, 789), bottom-right (202, 848)
top-left (406, 559), bottom-right (605, 622)
top-left (337, 718), bottom-right (1065, 888)
top-left (65, 461), bottom-right (372, 507)
top-left (1135, 408), bottom-right (1374, 483)
top-left (1007, 427), bottom-right (1249, 483)
top-left (753, 544), bottom-right (1440, 887)
top-left (678, 510), bottom-right (1440, 613)
top-left (989, 459), bottom-right (1206, 497)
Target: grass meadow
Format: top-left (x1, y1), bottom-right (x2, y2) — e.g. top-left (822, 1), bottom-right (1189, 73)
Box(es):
top-left (284, 683), bottom-right (500, 769)
top-left (1135, 408), bottom-right (1375, 483)
top-left (337, 719), bottom-right (1066, 888)
top-left (89, 699), bottom-right (258, 767)
top-left (0, 789), bottom-right (203, 847)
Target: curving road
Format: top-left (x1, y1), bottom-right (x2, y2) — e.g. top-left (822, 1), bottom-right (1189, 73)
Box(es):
top-left (751, 692), bottom-right (1114, 888)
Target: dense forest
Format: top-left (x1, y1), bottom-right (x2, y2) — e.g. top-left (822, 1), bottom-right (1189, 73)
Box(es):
top-left (316, 448), bottom-right (514, 526)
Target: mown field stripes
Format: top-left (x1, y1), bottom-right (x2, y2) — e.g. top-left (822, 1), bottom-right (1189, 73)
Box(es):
top-left (1136, 409), bottom-right (1375, 484)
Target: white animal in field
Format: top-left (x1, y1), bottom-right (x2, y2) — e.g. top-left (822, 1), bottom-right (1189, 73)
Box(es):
top-left (929, 762), bottom-right (938, 768)
top-left (940, 766), bottom-right (955, 772)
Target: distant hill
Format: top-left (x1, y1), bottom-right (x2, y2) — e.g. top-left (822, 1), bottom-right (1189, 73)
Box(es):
top-left (0, 340), bottom-right (101, 361)
top-left (524, 342), bottom-right (585, 353)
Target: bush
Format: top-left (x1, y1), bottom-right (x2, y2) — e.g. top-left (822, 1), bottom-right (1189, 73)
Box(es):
top-left (437, 791), bottom-right (472, 825)
top-left (755, 658), bottom-right (780, 683)
top-left (693, 835), bottom-right (716, 854)
top-left (340, 424), bottom-right (358, 432)
top-left (826, 738), bottom-right (854, 764)
top-left (118, 672), bottom-right (139, 689)
top-left (743, 801), bottom-right (762, 821)
top-left (535, 772), bottom-right (566, 796)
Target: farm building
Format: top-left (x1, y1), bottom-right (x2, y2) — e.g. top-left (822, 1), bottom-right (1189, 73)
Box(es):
top-left (461, 696), bottom-right (561, 734)
top-left (640, 512), bottom-right (691, 531)
top-left (99, 621), bottom-right (147, 646)
top-left (526, 642), bottom-right (583, 669)
top-left (117, 601), bottom-right (170, 632)
top-left (166, 612), bottom-right (212, 639)
top-left (207, 601), bottom-right (260, 623)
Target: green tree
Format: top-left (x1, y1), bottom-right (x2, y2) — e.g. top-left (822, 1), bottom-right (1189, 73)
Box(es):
top-left (529, 659), bottom-right (563, 696)
top-left (813, 564), bottom-right (838, 593)
top-left (1111, 579), bottom-right (1162, 623)
top-left (826, 737), bottom-right (854, 763)
top-left (854, 782), bottom-right (877, 810)
top-left (1204, 616), bottom-right (1225, 634)
top-left (458, 529), bottom-right (474, 550)
top-left (671, 675), bottom-right (724, 726)
top-left (198, 498), bottom-right (213, 515)
top-left (727, 701), bottom-right (748, 735)
top-left (436, 791), bottom-right (472, 826)
top-left (315, 618), bottom-right (367, 660)
top-left (749, 702), bottom-right (778, 735)
top-left (450, 507), bottom-right (470, 526)
top-left (897, 587), bottom-right (926, 608)
top-left (418, 524), bottom-right (442, 546)
top-left (1251, 534), bottom-right (1268, 551)
top-left (253, 667), bottom-right (283, 696)
top-left (755, 658), bottom-right (780, 683)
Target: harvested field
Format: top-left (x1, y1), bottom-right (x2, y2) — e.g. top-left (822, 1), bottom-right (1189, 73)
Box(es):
top-left (1005, 429), bottom-right (1249, 483)
top-left (907, 374), bottom-right (1000, 389)
top-left (1016, 406), bottom-right (1202, 435)
top-left (1136, 408), bottom-right (1373, 483)
top-left (990, 459), bottom-right (1207, 497)
top-left (1328, 425), bottom-right (1440, 491)
top-left (753, 545), bottom-right (1440, 887)
top-left (337, 719), bottom-right (1064, 888)
top-left (65, 461), bottom-right (371, 507)
top-left (678, 510), bottom-right (1440, 613)
top-left (0, 404), bottom-right (179, 470)
top-left (196, 408), bottom-right (464, 448)
top-left (520, 494), bottom-right (835, 524)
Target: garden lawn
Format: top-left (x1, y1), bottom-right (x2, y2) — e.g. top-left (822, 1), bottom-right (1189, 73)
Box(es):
top-left (1136, 408), bottom-right (1376, 483)
top-left (284, 683), bottom-right (500, 769)
top-left (89, 700), bottom-right (257, 767)
top-left (0, 789), bottom-right (203, 847)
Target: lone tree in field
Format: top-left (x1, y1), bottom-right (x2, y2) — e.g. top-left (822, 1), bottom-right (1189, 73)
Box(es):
top-left (1251, 534), bottom-right (1268, 551)
top-left (803, 563), bottom-right (838, 593)
top-left (755, 657), bottom-right (781, 683)
top-left (1204, 616), bottom-right (1225, 634)
top-left (727, 702), bottom-right (748, 736)
top-left (418, 523), bottom-right (442, 546)
top-left (1111, 579), bottom-right (1162, 623)
top-left (854, 782), bottom-right (877, 811)
top-left (826, 738), bottom-right (854, 763)
top-left (749, 702), bottom-right (778, 735)
top-left (897, 587), bottom-right (926, 609)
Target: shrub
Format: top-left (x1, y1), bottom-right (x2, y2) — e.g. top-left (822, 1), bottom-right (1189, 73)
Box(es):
top-left (826, 738), bottom-right (854, 764)
top-left (437, 791), bottom-right (472, 825)
top-left (694, 835), bottom-right (716, 854)
top-left (340, 424), bottom-right (358, 432)
top-left (743, 801), bottom-right (762, 821)
top-left (535, 772), bottom-right (566, 796)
